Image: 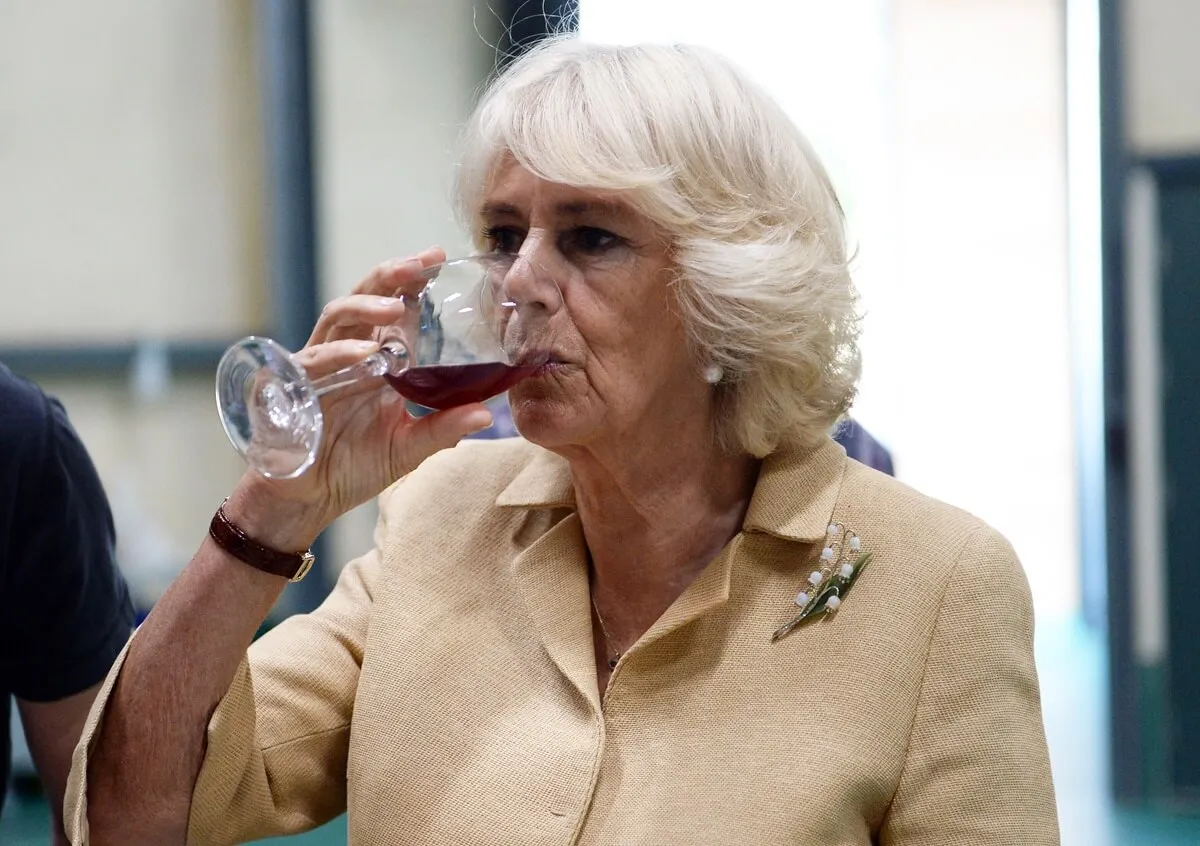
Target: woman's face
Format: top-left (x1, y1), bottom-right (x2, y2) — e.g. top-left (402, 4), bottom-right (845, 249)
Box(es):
top-left (482, 159), bottom-right (711, 454)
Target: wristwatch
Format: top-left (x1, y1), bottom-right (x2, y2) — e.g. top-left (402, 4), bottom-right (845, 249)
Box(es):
top-left (208, 500), bottom-right (315, 582)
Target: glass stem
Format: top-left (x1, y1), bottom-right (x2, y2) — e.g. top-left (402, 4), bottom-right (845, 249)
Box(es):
top-left (308, 344), bottom-right (409, 398)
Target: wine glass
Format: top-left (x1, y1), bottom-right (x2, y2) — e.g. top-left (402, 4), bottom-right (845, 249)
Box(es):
top-left (215, 253), bottom-right (553, 479)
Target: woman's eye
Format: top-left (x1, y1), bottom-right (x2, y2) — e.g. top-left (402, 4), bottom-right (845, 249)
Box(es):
top-left (483, 226), bottom-right (523, 254)
top-left (566, 227), bottom-right (621, 255)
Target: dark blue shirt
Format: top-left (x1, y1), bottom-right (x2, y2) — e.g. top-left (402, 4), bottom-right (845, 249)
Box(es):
top-left (835, 418), bottom-right (895, 476)
top-left (0, 364), bottom-right (133, 810)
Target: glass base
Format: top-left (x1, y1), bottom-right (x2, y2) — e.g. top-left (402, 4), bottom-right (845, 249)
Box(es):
top-left (216, 337), bottom-right (323, 479)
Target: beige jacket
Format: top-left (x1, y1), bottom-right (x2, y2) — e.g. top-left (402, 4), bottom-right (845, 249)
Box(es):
top-left (66, 436), bottom-right (1059, 845)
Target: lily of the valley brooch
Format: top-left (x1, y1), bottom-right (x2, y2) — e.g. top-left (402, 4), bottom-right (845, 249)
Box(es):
top-left (772, 523), bottom-right (872, 641)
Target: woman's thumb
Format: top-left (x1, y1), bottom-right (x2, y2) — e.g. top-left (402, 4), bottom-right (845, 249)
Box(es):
top-left (397, 404), bottom-right (494, 468)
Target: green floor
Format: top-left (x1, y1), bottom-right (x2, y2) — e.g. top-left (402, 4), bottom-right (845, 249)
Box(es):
top-left (6, 796), bottom-right (1200, 845)
top-left (0, 797), bottom-right (347, 845)
top-left (5, 618), bottom-right (1200, 844)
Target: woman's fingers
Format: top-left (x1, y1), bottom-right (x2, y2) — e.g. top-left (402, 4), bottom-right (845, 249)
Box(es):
top-left (309, 294), bottom-right (406, 345)
top-left (352, 248), bottom-right (447, 298)
top-left (292, 338), bottom-right (381, 379)
top-left (308, 248), bottom-right (449, 346)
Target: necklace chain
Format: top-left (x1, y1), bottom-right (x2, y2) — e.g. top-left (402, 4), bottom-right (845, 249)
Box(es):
top-left (590, 591), bottom-right (621, 670)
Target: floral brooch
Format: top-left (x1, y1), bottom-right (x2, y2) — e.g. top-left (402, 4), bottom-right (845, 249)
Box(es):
top-left (772, 523), bottom-right (872, 641)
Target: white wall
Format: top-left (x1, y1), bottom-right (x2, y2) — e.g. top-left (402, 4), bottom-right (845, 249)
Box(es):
top-left (888, 0), bottom-right (1075, 617)
top-left (581, 0), bottom-right (1077, 618)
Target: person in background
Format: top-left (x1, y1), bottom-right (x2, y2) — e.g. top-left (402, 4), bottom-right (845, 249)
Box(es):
top-left (0, 363), bottom-right (134, 843)
top-left (836, 417), bottom-right (895, 475)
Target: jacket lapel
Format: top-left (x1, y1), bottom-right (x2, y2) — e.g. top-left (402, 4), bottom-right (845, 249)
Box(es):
top-left (510, 511), bottom-right (600, 711)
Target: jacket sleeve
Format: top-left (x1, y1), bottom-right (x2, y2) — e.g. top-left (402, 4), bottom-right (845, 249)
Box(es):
top-left (65, 494), bottom-right (394, 845)
top-left (879, 526), bottom-right (1060, 845)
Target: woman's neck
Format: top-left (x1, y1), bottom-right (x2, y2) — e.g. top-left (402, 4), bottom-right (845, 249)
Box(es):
top-left (563, 431), bottom-right (760, 640)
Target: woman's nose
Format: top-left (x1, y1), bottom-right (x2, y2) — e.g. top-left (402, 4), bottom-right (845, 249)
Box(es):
top-left (502, 238), bottom-right (563, 314)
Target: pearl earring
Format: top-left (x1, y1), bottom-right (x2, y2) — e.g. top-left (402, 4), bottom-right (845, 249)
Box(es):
top-left (703, 364), bottom-right (723, 384)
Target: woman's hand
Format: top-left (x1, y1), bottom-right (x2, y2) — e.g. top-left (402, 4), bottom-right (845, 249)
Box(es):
top-left (227, 247), bottom-right (493, 549)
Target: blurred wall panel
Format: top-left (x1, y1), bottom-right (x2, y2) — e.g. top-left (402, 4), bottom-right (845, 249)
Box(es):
top-left (1124, 0), bottom-right (1200, 155)
top-left (31, 375), bottom-right (247, 609)
top-left (0, 0), bottom-right (267, 343)
top-left (1108, 0), bottom-right (1200, 805)
top-left (312, 1), bottom-right (500, 571)
top-left (0, 2), bottom-right (268, 609)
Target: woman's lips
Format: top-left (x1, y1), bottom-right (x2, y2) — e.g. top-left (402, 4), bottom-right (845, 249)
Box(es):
top-left (516, 350), bottom-right (568, 371)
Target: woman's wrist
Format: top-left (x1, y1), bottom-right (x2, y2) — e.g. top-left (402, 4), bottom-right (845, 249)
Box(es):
top-left (222, 474), bottom-right (329, 554)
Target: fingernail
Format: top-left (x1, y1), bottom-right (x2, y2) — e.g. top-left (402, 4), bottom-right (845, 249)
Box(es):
top-left (465, 410), bottom-right (493, 432)
top-left (354, 340), bottom-right (378, 352)
top-left (377, 296), bottom-right (401, 308)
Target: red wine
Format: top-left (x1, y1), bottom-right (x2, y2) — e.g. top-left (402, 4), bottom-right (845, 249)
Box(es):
top-left (385, 362), bottom-right (541, 410)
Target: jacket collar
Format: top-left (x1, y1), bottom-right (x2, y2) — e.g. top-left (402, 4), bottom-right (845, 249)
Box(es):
top-left (494, 445), bottom-right (575, 509)
top-left (743, 436), bottom-right (847, 542)
top-left (496, 436), bottom-right (847, 543)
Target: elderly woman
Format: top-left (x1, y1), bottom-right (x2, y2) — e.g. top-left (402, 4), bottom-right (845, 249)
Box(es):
top-left (65, 38), bottom-right (1058, 845)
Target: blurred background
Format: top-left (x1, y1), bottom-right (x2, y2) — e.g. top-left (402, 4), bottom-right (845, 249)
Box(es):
top-left (1, 0), bottom-right (1197, 843)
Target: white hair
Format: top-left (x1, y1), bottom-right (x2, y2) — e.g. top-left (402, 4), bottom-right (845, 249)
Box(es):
top-left (455, 37), bottom-right (861, 456)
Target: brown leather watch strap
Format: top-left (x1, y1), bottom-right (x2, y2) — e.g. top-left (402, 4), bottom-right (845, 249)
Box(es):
top-left (208, 501), bottom-right (315, 582)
